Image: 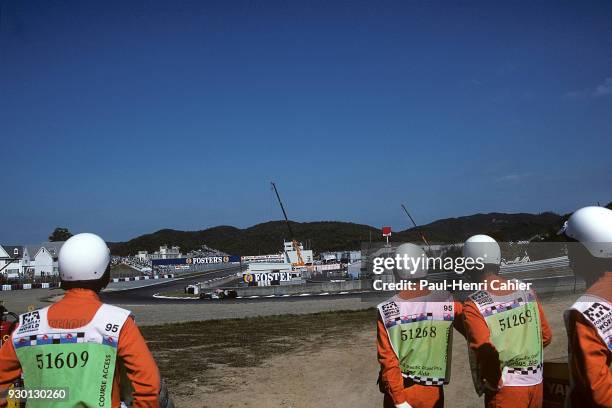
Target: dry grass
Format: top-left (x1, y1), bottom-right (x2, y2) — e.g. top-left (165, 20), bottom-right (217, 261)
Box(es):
top-left (140, 308), bottom-right (377, 395)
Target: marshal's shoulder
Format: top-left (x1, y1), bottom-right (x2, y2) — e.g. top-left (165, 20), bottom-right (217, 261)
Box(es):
top-left (99, 303), bottom-right (132, 320)
top-left (467, 290), bottom-right (494, 307)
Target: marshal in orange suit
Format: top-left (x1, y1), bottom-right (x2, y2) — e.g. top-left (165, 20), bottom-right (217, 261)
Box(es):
top-left (377, 243), bottom-right (466, 408)
top-left (461, 235), bottom-right (552, 408)
top-left (560, 206), bottom-right (612, 408)
top-left (0, 234), bottom-right (161, 408)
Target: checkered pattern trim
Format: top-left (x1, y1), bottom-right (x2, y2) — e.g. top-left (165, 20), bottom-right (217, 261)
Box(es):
top-left (481, 293), bottom-right (535, 317)
top-left (14, 332), bottom-right (86, 349)
top-left (506, 364), bottom-right (542, 376)
top-left (406, 374), bottom-right (447, 386)
top-left (385, 312), bottom-right (434, 328)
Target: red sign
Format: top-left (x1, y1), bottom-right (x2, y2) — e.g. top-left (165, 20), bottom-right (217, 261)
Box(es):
top-left (382, 226), bottom-right (392, 237)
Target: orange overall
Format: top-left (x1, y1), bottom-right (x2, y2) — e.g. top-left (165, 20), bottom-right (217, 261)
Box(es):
top-left (0, 289), bottom-right (160, 408)
top-left (377, 289), bottom-right (466, 408)
top-left (463, 274), bottom-right (552, 408)
top-left (565, 271), bottom-right (612, 407)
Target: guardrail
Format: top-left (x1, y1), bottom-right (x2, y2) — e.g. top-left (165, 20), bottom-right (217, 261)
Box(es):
top-left (235, 280), bottom-right (365, 297)
top-left (1, 282), bottom-right (60, 291)
top-left (232, 256), bottom-right (578, 298)
top-left (500, 256), bottom-right (569, 274)
top-left (111, 274), bottom-right (175, 283)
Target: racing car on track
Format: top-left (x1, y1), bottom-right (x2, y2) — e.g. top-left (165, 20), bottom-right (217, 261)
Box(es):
top-left (199, 288), bottom-right (238, 300)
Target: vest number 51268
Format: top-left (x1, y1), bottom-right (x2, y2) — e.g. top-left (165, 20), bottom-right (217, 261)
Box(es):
top-left (401, 326), bottom-right (437, 340)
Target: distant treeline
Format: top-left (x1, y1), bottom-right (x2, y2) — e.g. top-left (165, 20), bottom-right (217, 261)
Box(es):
top-left (108, 202), bottom-right (612, 256)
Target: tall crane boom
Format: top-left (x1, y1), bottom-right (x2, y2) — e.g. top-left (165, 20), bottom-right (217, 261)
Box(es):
top-left (401, 204), bottom-right (430, 248)
top-left (271, 182), bottom-right (305, 266)
top-left (271, 182), bottom-right (294, 238)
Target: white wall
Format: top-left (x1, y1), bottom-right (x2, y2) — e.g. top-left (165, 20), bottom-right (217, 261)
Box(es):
top-left (285, 249), bottom-right (313, 264)
top-left (33, 249), bottom-right (56, 276)
top-left (0, 260), bottom-right (24, 279)
top-left (0, 247), bottom-right (22, 278)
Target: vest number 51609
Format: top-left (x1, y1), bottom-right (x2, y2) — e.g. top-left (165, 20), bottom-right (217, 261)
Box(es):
top-left (35, 351), bottom-right (89, 369)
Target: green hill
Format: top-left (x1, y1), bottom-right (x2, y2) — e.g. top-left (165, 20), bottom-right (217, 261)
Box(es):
top-left (109, 210), bottom-right (587, 256)
top-left (109, 221), bottom-right (380, 256)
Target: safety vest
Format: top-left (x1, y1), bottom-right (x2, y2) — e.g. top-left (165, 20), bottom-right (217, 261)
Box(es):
top-left (566, 295), bottom-right (612, 352)
top-left (563, 294), bottom-right (612, 408)
top-left (12, 304), bottom-right (131, 408)
top-left (468, 286), bottom-right (543, 387)
top-left (377, 291), bottom-right (455, 386)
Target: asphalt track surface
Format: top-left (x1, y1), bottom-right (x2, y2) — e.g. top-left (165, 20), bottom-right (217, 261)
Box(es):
top-left (99, 267), bottom-right (243, 304)
top-left (99, 264), bottom-right (580, 306)
top-left (100, 265), bottom-right (395, 305)
top-left (1, 263), bottom-right (582, 324)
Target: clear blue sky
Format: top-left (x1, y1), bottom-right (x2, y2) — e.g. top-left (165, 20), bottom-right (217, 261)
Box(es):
top-left (1, 1), bottom-right (611, 243)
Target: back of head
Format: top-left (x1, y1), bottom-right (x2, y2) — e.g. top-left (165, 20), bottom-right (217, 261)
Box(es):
top-left (394, 243), bottom-right (427, 281)
top-left (59, 233), bottom-right (111, 292)
top-left (462, 234), bottom-right (501, 277)
top-left (560, 206), bottom-right (612, 284)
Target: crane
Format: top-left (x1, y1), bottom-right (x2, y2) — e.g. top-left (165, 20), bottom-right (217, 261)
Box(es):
top-left (401, 204), bottom-right (431, 249)
top-left (271, 182), bottom-right (305, 267)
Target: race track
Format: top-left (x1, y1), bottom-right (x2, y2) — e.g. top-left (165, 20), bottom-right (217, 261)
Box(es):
top-left (2, 258), bottom-right (583, 325)
top-left (100, 266), bottom-right (242, 303)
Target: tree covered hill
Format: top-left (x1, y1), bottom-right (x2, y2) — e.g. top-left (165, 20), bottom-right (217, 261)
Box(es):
top-left (109, 208), bottom-right (602, 256)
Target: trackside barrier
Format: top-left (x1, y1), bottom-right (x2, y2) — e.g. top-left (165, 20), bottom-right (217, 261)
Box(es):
top-left (235, 279), bottom-right (366, 297)
top-left (111, 274), bottom-right (175, 283)
top-left (500, 256), bottom-right (569, 274)
top-left (1, 282), bottom-right (59, 291)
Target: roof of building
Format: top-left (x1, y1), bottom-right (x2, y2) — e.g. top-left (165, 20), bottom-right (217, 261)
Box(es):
top-left (38, 241), bottom-right (65, 259)
top-left (23, 242), bottom-right (65, 260)
top-left (24, 245), bottom-right (41, 259)
top-left (0, 245), bottom-right (24, 259)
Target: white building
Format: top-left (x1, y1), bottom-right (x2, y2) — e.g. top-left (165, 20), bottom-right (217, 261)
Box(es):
top-left (1, 242), bottom-right (65, 278)
top-left (23, 242), bottom-right (65, 277)
top-left (0, 245), bottom-right (24, 279)
top-left (149, 246), bottom-right (182, 260)
top-left (319, 250), bottom-right (361, 263)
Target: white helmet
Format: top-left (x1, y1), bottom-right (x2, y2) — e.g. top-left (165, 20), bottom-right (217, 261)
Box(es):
top-left (59, 233), bottom-right (111, 281)
top-left (394, 243), bottom-right (428, 280)
top-left (559, 206), bottom-right (612, 259)
top-left (462, 234), bottom-right (501, 265)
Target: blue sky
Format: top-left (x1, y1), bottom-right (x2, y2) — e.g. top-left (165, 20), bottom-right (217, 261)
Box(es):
top-left (1, 1), bottom-right (611, 243)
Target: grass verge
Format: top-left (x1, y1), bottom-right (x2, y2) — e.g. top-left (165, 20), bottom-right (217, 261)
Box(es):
top-left (140, 308), bottom-right (377, 395)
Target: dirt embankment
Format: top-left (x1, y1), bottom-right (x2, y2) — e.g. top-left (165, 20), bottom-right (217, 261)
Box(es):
top-left (142, 293), bottom-right (576, 408)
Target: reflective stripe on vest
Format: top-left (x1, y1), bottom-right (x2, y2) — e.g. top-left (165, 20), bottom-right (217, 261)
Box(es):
top-left (378, 291), bottom-right (455, 386)
top-left (468, 286), bottom-right (543, 386)
top-left (566, 295), bottom-right (612, 352)
top-left (12, 304), bottom-right (131, 408)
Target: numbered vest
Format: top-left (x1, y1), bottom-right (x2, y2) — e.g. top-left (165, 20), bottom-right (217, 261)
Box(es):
top-left (468, 287), bottom-right (543, 386)
top-left (12, 304), bottom-right (131, 408)
top-left (378, 291), bottom-right (455, 386)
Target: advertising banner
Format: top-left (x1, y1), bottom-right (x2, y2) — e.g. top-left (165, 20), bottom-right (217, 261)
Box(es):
top-left (152, 255), bottom-right (240, 266)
